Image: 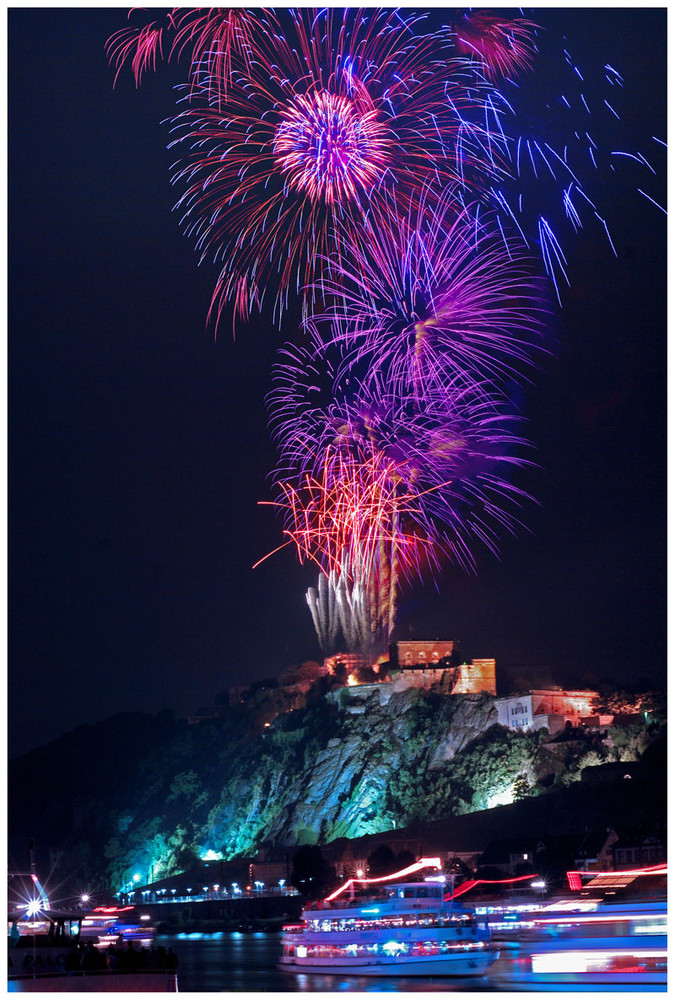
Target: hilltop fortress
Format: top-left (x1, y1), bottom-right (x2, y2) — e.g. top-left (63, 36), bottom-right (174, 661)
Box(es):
top-left (324, 640), bottom-right (496, 697)
top-left (321, 641), bottom-right (598, 734)
top-left (209, 640), bottom-right (600, 737)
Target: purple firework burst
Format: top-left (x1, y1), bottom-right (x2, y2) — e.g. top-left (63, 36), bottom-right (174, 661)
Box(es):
top-left (307, 185), bottom-right (552, 396)
top-left (268, 336), bottom-right (534, 576)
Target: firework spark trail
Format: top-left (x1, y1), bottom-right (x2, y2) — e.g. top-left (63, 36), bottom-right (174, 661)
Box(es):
top-left (170, 8), bottom-right (264, 102)
top-left (449, 10), bottom-right (539, 82)
top-left (106, 7), bottom-right (265, 97)
top-left (164, 7), bottom-right (498, 329)
top-left (306, 571), bottom-right (340, 653)
top-left (106, 13), bottom-right (169, 88)
top-left (457, 17), bottom-right (666, 295)
top-left (306, 548), bottom-right (374, 654)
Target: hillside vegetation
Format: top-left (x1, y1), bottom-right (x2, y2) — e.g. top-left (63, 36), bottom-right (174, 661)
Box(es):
top-left (9, 680), bottom-right (664, 891)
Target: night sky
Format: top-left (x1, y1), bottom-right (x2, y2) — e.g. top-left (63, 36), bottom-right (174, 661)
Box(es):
top-left (9, 8), bottom-right (666, 758)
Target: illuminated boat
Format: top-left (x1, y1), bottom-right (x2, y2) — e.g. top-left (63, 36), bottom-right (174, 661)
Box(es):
top-left (279, 858), bottom-right (498, 977)
top-left (8, 873), bottom-right (176, 992)
top-left (509, 898), bottom-right (667, 988)
top-left (79, 904), bottom-right (156, 946)
top-left (7, 908), bottom-right (178, 992)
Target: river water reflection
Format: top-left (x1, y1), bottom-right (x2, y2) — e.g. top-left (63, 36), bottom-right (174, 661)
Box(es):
top-left (167, 930), bottom-right (491, 992)
top-left (163, 930), bottom-right (663, 993)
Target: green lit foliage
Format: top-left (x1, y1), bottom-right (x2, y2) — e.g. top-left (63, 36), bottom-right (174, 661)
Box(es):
top-left (607, 722), bottom-right (653, 761)
top-left (25, 683), bottom-right (664, 892)
top-left (202, 695), bottom-right (342, 859)
top-left (385, 723), bottom-right (545, 824)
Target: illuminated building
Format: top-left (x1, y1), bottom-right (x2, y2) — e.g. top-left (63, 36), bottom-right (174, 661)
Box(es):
top-left (388, 640), bottom-right (457, 669)
top-left (387, 642), bottom-right (496, 695)
top-left (494, 688), bottom-right (598, 732)
top-left (453, 659), bottom-right (497, 696)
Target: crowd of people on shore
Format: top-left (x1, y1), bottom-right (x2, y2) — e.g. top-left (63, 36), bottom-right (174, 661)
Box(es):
top-left (65, 936), bottom-right (179, 975)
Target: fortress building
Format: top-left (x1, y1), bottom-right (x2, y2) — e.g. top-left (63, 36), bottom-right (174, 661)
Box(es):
top-left (452, 659), bottom-right (497, 696)
top-left (388, 642), bottom-right (496, 696)
top-left (494, 688), bottom-right (598, 733)
top-left (389, 640), bottom-right (457, 669)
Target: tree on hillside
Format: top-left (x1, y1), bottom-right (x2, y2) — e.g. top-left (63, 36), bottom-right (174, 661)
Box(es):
top-left (367, 844), bottom-right (397, 876)
top-left (395, 849), bottom-right (416, 870)
top-left (290, 845), bottom-right (337, 899)
top-left (512, 774), bottom-right (532, 801)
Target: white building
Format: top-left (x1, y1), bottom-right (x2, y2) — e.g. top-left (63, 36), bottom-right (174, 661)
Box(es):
top-left (495, 688), bottom-right (598, 733)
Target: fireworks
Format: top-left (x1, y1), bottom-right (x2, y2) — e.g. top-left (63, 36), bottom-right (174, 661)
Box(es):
top-left (450, 10), bottom-right (538, 82)
top-left (106, 11), bottom-right (170, 88)
top-left (259, 446), bottom-right (426, 651)
top-left (170, 8), bottom-right (263, 101)
top-left (306, 551), bottom-right (375, 655)
top-left (309, 186), bottom-right (552, 393)
top-left (268, 348), bottom-right (534, 574)
top-left (106, 9), bottom-right (663, 658)
top-left (273, 89), bottom-right (391, 208)
top-left (106, 7), bottom-right (263, 97)
top-left (165, 7), bottom-right (491, 327)
top-left (462, 27), bottom-right (666, 303)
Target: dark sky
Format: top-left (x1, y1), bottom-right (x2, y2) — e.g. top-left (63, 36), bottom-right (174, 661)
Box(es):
top-left (9, 8), bottom-right (666, 758)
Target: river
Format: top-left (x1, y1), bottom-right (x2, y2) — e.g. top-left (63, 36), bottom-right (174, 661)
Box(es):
top-left (166, 930), bottom-right (495, 992)
top-left (160, 930), bottom-right (663, 993)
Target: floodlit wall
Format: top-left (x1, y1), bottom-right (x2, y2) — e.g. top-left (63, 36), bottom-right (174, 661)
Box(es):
top-left (453, 659), bottom-right (497, 696)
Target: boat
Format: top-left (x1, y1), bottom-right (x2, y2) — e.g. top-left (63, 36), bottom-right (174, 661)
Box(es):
top-left (278, 859), bottom-right (498, 977)
top-left (503, 897), bottom-right (667, 988)
top-left (79, 904), bottom-right (156, 946)
top-left (8, 894), bottom-right (177, 992)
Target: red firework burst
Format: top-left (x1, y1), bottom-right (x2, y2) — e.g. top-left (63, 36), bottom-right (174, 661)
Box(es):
top-left (257, 445), bottom-right (439, 645)
top-left (257, 446), bottom-right (432, 580)
top-left (106, 11), bottom-right (171, 88)
top-left (106, 8), bottom-right (263, 97)
top-left (166, 8), bottom-right (492, 328)
top-left (450, 10), bottom-right (538, 81)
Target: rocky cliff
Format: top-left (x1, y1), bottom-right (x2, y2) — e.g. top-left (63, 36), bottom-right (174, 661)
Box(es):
top-left (8, 679), bottom-right (663, 891)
